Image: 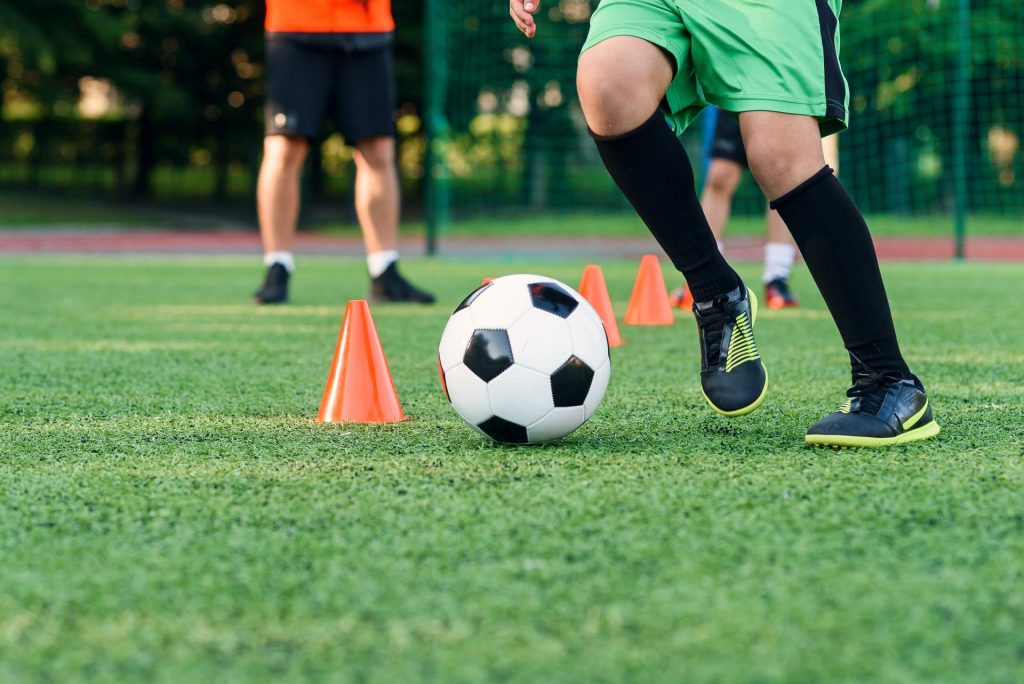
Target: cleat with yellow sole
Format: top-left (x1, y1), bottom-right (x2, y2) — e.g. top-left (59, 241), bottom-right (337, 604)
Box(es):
top-left (806, 374), bottom-right (939, 447)
top-left (693, 283), bottom-right (768, 417)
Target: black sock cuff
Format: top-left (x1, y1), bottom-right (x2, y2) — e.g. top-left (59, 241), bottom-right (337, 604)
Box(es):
top-left (768, 165), bottom-right (835, 210)
top-left (588, 109), bottom-right (668, 142)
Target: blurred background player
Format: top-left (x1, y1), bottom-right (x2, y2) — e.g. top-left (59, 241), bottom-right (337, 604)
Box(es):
top-left (672, 109), bottom-right (840, 311)
top-left (254, 0), bottom-right (435, 304)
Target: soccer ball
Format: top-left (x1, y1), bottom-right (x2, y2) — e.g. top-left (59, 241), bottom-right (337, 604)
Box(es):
top-left (438, 274), bottom-right (611, 444)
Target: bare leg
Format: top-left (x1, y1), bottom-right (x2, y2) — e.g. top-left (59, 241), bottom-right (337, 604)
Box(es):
top-left (701, 159), bottom-right (743, 242)
top-left (822, 133), bottom-right (840, 173)
top-left (355, 135), bottom-right (435, 302)
top-left (762, 203), bottom-right (799, 305)
top-left (577, 36), bottom-right (672, 136)
top-left (763, 132), bottom-right (839, 242)
top-left (257, 135), bottom-right (309, 255)
top-left (739, 112), bottom-right (825, 198)
top-left (760, 130), bottom-right (837, 290)
top-left (742, 114), bottom-right (821, 300)
top-left (765, 206), bottom-right (790, 244)
top-left (352, 136), bottom-right (399, 255)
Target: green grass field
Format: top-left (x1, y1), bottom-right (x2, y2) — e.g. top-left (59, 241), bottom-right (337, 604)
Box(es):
top-left (2, 256), bottom-right (1023, 682)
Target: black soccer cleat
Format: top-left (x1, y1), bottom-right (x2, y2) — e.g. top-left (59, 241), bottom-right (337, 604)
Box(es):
top-left (764, 277), bottom-right (799, 310)
top-left (806, 371), bottom-right (940, 447)
top-left (369, 262), bottom-right (436, 304)
top-left (693, 283), bottom-right (768, 416)
top-left (254, 263), bottom-right (290, 304)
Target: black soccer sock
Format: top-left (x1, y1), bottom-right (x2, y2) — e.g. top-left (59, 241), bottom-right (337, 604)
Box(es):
top-left (591, 111), bottom-right (739, 302)
top-left (770, 166), bottom-right (912, 381)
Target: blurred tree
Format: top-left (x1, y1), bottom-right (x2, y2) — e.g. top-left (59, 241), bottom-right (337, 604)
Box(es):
top-left (842, 0), bottom-right (1024, 212)
top-left (82, 0), bottom-right (265, 196)
top-left (0, 0), bottom-right (266, 197)
top-left (0, 1), bottom-right (110, 117)
top-left (1, 0), bottom-right (1018, 214)
top-left (0, 0), bottom-right (425, 199)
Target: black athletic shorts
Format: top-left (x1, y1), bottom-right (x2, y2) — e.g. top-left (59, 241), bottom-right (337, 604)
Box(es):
top-left (709, 111), bottom-right (747, 167)
top-left (264, 34), bottom-right (396, 142)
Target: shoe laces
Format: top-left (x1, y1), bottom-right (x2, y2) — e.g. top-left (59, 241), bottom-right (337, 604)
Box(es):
top-left (845, 356), bottom-right (902, 416)
top-left (695, 296), bottom-right (734, 362)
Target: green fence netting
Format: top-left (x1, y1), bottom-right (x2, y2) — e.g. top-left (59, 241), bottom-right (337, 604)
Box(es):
top-left (424, 0), bottom-right (1023, 253)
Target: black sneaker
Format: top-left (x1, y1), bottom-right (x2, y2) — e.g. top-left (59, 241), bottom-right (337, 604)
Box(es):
top-left (369, 262), bottom-right (436, 304)
top-left (693, 283), bottom-right (768, 416)
top-left (806, 371), bottom-right (940, 447)
top-left (254, 263), bottom-right (290, 304)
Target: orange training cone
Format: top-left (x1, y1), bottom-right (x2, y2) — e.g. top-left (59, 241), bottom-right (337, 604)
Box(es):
top-left (669, 284), bottom-right (694, 310)
top-left (578, 264), bottom-right (623, 347)
top-left (481, 277), bottom-right (494, 285)
top-left (317, 299), bottom-right (407, 423)
top-left (624, 254), bottom-right (675, 326)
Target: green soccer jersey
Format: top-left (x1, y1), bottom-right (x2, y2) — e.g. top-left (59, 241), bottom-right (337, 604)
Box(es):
top-left (582, 0), bottom-right (849, 135)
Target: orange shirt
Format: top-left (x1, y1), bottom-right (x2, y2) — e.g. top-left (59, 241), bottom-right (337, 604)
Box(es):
top-left (265, 0), bottom-right (394, 34)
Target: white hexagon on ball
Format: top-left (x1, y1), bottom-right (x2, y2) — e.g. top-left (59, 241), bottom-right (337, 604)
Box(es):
top-left (527, 406), bottom-right (586, 443)
top-left (468, 277), bottom-right (533, 329)
top-left (487, 364), bottom-right (554, 427)
top-left (438, 308), bottom-right (475, 372)
top-left (507, 307), bottom-right (574, 375)
top-left (584, 359), bottom-right (611, 418)
top-left (442, 363), bottom-right (494, 426)
top-left (567, 304), bottom-right (610, 370)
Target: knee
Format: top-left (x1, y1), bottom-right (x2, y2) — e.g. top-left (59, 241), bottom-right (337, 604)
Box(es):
top-left (742, 122), bottom-right (826, 197)
top-left (263, 136), bottom-right (308, 172)
top-left (577, 56), bottom-right (626, 125)
top-left (577, 38), bottom-right (671, 136)
top-left (705, 162), bottom-right (740, 197)
top-left (354, 137), bottom-right (395, 171)
top-left (744, 136), bottom-right (795, 187)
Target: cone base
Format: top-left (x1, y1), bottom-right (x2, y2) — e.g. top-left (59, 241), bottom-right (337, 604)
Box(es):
top-left (316, 415), bottom-right (412, 424)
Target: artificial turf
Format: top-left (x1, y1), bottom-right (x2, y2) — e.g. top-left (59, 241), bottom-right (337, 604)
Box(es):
top-left (1, 255), bottom-right (1022, 682)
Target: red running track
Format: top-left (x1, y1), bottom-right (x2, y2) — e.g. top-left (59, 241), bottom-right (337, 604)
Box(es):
top-left (1, 230), bottom-right (1023, 261)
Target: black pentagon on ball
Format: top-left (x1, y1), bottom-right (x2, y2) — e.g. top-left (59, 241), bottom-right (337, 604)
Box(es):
top-left (551, 355), bottom-right (595, 407)
top-left (463, 328), bottom-right (514, 382)
top-left (528, 282), bottom-right (578, 319)
top-left (454, 282), bottom-right (492, 314)
top-left (478, 416), bottom-right (529, 444)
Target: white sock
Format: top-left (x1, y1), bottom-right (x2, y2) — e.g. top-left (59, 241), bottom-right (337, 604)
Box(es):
top-left (716, 240), bottom-right (725, 255)
top-left (367, 250), bottom-right (399, 278)
top-left (264, 251), bottom-right (295, 273)
top-left (763, 242), bottom-right (796, 283)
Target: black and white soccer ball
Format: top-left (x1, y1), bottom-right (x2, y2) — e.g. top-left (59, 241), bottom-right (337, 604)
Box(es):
top-left (438, 274), bottom-right (611, 444)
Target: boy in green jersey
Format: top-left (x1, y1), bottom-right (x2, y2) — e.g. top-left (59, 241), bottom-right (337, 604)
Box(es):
top-left (509, 0), bottom-right (938, 447)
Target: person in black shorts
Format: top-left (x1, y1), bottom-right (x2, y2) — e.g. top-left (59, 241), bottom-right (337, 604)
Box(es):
top-left (254, 0), bottom-right (434, 304)
top-left (672, 108), bottom-right (839, 310)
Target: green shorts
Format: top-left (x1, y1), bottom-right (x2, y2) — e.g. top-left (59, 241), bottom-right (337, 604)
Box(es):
top-left (582, 0), bottom-right (849, 136)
